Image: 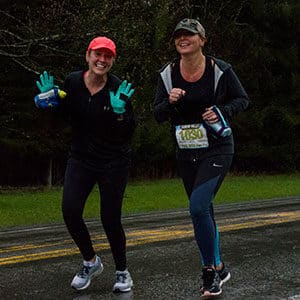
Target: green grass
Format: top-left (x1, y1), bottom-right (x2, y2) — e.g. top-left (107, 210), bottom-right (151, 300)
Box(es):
top-left (0, 173), bottom-right (299, 228)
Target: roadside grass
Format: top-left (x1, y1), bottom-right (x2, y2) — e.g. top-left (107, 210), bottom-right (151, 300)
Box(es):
top-left (0, 173), bottom-right (299, 228)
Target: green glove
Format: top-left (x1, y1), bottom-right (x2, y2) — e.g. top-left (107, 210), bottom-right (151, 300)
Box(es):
top-left (36, 71), bottom-right (54, 93)
top-left (109, 80), bottom-right (134, 114)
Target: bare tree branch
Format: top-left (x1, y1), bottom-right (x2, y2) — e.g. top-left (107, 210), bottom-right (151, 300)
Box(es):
top-left (233, 0), bottom-right (249, 23)
top-left (0, 9), bottom-right (32, 30)
top-left (11, 57), bottom-right (40, 75)
top-left (0, 50), bottom-right (28, 57)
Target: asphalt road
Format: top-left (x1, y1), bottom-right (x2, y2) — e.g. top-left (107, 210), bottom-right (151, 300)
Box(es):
top-left (0, 197), bottom-right (299, 300)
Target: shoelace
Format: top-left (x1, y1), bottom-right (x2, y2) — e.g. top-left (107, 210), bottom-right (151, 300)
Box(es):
top-left (78, 265), bottom-right (91, 278)
top-left (116, 273), bottom-right (128, 283)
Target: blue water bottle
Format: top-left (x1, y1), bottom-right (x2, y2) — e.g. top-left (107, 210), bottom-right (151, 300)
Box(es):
top-left (205, 106), bottom-right (232, 137)
top-left (34, 87), bottom-right (66, 108)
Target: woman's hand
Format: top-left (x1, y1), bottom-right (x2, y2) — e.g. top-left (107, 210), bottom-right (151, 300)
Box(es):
top-left (169, 88), bottom-right (186, 104)
top-left (202, 106), bottom-right (219, 123)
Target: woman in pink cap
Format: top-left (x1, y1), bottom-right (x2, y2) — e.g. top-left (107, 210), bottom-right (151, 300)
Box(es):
top-left (35, 36), bottom-right (135, 293)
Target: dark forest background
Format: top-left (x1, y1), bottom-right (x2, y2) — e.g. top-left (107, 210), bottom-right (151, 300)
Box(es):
top-left (0, 0), bottom-right (299, 186)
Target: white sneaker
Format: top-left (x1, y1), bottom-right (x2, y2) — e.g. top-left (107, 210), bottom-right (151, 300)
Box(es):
top-left (112, 269), bottom-right (133, 293)
top-left (71, 255), bottom-right (103, 290)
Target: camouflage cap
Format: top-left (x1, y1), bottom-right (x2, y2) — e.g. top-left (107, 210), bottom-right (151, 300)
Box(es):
top-left (173, 18), bottom-right (206, 38)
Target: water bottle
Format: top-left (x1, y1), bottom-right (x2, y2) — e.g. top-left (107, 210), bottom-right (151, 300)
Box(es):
top-left (34, 87), bottom-right (66, 108)
top-left (205, 106), bottom-right (232, 137)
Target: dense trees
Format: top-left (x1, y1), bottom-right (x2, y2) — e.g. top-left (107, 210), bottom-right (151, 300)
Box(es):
top-left (0, 0), bottom-right (299, 185)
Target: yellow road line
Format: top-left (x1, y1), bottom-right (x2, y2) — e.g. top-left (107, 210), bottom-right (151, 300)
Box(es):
top-left (0, 210), bottom-right (299, 266)
top-left (0, 241), bottom-right (70, 254)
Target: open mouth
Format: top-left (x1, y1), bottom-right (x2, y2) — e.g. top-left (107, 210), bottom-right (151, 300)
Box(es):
top-left (179, 42), bottom-right (190, 48)
top-left (96, 62), bottom-right (107, 69)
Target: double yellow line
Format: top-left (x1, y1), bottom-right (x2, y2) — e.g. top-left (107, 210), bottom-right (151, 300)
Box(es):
top-left (0, 210), bottom-right (299, 266)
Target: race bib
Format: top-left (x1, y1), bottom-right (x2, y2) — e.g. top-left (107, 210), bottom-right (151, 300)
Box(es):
top-left (175, 123), bottom-right (209, 149)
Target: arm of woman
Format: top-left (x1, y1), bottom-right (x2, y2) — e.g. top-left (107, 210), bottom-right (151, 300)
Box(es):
top-left (153, 75), bottom-right (175, 123)
top-left (218, 67), bottom-right (250, 119)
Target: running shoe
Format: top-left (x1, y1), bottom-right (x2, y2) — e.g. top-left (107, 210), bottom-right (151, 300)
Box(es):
top-left (71, 255), bottom-right (103, 290)
top-left (201, 267), bottom-right (222, 299)
top-left (218, 262), bottom-right (231, 287)
top-left (112, 269), bottom-right (133, 293)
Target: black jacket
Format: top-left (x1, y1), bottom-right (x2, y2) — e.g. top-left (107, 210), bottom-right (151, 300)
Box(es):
top-left (60, 71), bottom-right (136, 167)
top-left (154, 56), bottom-right (249, 159)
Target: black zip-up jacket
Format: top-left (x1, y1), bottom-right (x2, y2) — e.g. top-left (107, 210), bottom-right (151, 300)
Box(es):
top-left (154, 56), bottom-right (249, 159)
top-left (59, 71), bottom-right (136, 168)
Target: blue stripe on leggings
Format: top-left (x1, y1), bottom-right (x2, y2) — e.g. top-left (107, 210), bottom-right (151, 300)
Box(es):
top-left (190, 175), bottom-right (220, 266)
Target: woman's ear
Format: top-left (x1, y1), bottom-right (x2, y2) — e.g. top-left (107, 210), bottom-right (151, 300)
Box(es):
top-left (85, 50), bottom-right (90, 63)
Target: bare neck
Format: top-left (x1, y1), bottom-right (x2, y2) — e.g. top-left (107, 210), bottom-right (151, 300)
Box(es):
top-left (180, 52), bottom-right (206, 82)
top-left (180, 52), bottom-right (206, 72)
top-left (84, 71), bottom-right (107, 95)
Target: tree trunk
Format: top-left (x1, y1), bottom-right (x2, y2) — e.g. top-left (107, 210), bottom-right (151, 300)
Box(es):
top-left (47, 158), bottom-right (53, 187)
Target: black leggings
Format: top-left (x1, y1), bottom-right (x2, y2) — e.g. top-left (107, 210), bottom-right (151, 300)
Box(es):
top-left (62, 157), bottom-right (128, 271)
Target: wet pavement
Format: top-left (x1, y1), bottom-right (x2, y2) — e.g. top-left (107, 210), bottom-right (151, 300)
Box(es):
top-left (0, 197), bottom-right (299, 300)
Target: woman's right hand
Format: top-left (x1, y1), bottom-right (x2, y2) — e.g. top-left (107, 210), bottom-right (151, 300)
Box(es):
top-left (169, 88), bottom-right (186, 104)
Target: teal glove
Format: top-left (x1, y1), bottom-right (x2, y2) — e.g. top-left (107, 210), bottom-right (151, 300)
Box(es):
top-left (36, 71), bottom-right (55, 93)
top-left (109, 80), bottom-right (134, 114)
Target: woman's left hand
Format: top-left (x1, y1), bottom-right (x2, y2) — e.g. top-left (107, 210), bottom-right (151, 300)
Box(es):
top-left (202, 106), bottom-right (219, 123)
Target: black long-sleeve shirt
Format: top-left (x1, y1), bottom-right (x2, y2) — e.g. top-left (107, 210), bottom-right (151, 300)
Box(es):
top-left (154, 56), bottom-right (249, 160)
top-left (60, 71), bottom-right (136, 169)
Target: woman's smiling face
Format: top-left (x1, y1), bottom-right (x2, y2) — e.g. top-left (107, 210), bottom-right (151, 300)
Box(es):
top-left (86, 48), bottom-right (114, 76)
top-left (174, 30), bottom-right (205, 55)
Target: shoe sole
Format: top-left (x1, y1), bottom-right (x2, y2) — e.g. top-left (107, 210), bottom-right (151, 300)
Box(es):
top-left (71, 263), bottom-right (104, 291)
top-left (113, 287), bottom-right (132, 293)
top-left (220, 272), bottom-right (231, 287)
top-left (113, 281), bottom-right (133, 293)
top-left (201, 289), bottom-right (222, 299)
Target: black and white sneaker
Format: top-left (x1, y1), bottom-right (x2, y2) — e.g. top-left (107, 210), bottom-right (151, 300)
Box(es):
top-left (218, 263), bottom-right (231, 287)
top-left (201, 267), bottom-right (222, 299)
top-left (112, 269), bottom-right (133, 293)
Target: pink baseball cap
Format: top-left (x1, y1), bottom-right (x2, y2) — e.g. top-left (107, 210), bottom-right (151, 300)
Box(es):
top-left (87, 36), bottom-right (116, 57)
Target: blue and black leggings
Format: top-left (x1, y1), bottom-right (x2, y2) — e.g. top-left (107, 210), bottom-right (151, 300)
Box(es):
top-left (178, 154), bottom-right (233, 267)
